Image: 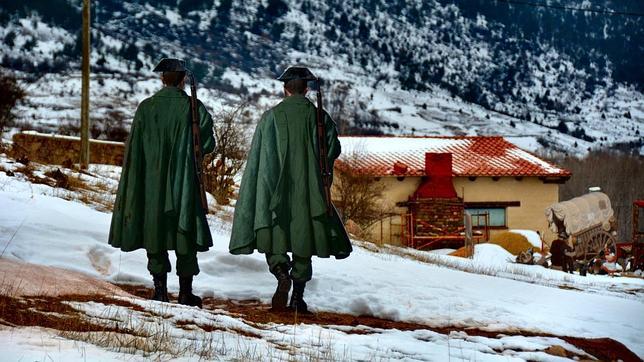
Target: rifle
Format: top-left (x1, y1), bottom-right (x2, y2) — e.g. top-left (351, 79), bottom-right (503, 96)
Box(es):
top-left (187, 71), bottom-right (208, 213)
top-left (315, 78), bottom-right (333, 216)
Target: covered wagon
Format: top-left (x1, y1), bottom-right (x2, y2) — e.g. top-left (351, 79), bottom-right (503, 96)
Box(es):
top-left (545, 192), bottom-right (617, 274)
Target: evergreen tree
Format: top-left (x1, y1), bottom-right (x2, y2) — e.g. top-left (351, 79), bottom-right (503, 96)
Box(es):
top-left (121, 43), bottom-right (139, 62)
top-left (3, 31), bottom-right (15, 47)
top-left (0, 70), bottom-right (25, 135)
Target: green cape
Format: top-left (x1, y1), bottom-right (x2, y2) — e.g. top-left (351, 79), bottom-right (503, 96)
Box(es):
top-left (109, 87), bottom-right (215, 255)
top-left (229, 95), bottom-right (352, 259)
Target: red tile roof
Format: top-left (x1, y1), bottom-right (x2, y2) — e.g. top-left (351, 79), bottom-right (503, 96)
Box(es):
top-left (336, 136), bottom-right (571, 178)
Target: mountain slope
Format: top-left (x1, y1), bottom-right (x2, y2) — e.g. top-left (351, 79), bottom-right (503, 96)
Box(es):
top-left (0, 0), bottom-right (642, 154)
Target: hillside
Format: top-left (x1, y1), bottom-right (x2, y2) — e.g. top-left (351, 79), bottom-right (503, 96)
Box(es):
top-left (0, 152), bottom-right (643, 360)
top-left (0, 0), bottom-right (643, 154)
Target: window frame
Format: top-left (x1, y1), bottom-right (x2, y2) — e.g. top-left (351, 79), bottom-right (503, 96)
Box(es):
top-left (465, 206), bottom-right (508, 228)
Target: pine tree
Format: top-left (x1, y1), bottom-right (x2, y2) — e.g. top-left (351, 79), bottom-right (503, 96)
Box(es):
top-left (0, 70), bottom-right (25, 135)
top-left (3, 31), bottom-right (15, 47)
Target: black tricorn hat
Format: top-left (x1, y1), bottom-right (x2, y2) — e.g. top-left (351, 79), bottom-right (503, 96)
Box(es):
top-left (153, 58), bottom-right (187, 72)
top-left (276, 66), bottom-right (317, 82)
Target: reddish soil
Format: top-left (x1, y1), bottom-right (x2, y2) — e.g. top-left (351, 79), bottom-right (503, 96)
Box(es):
top-left (2, 283), bottom-right (637, 361)
top-left (562, 337), bottom-right (641, 362)
top-left (0, 293), bottom-right (143, 334)
top-left (116, 283), bottom-right (642, 362)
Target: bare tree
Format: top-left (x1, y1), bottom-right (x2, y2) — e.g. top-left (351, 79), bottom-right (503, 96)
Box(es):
top-left (90, 110), bottom-right (129, 141)
top-left (324, 81), bottom-right (352, 135)
top-left (333, 147), bottom-right (386, 228)
top-left (203, 104), bottom-right (250, 205)
top-left (323, 81), bottom-right (394, 135)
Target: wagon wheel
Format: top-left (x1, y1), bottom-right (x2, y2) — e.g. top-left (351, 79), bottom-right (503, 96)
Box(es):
top-left (587, 230), bottom-right (616, 258)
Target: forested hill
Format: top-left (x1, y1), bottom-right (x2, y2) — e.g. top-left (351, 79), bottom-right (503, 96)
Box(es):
top-left (1, 0), bottom-right (642, 153)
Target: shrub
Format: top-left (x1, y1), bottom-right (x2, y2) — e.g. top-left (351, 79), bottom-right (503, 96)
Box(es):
top-left (91, 110), bottom-right (129, 141)
top-left (334, 147), bottom-right (386, 227)
top-left (203, 104), bottom-right (249, 205)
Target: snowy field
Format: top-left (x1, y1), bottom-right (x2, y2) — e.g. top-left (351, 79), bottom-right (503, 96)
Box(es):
top-left (0, 154), bottom-right (643, 361)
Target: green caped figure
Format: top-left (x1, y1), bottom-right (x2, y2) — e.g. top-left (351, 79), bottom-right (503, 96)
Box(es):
top-left (109, 58), bottom-right (216, 308)
top-left (229, 66), bottom-right (352, 313)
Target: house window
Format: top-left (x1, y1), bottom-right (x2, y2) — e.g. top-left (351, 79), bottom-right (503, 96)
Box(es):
top-left (465, 207), bottom-right (507, 227)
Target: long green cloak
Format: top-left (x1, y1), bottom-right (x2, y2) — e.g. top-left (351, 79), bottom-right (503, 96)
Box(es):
top-left (109, 87), bottom-right (215, 255)
top-left (229, 95), bottom-right (352, 259)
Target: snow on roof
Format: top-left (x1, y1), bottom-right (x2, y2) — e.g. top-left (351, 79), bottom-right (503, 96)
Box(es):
top-left (337, 136), bottom-right (571, 177)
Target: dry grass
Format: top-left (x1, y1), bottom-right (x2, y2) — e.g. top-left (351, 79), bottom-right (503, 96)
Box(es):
top-left (0, 292), bottom-right (140, 333)
top-left (42, 168), bottom-right (89, 191)
top-left (211, 203), bottom-right (234, 222)
top-left (5, 155), bottom-right (116, 211)
top-left (489, 231), bottom-right (538, 255)
top-left (0, 285), bottom-right (259, 360)
top-left (14, 163), bottom-right (35, 179)
top-left (60, 318), bottom-right (210, 359)
top-left (354, 239), bottom-right (583, 287)
top-left (76, 190), bottom-right (115, 212)
top-left (60, 307), bottom-right (270, 360)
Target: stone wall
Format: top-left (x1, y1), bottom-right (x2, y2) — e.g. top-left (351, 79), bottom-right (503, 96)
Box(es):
top-left (12, 131), bottom-right (125, 166)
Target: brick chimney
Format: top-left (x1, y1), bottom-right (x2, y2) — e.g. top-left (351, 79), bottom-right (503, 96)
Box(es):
top-left (405, 153), bottom-right (464, 249)
top-left (413, 153), bottom-right (457, 199)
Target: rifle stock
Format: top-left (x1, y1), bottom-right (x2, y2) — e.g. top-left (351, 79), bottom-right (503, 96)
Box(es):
top-left (188, 72), bottom-right (209, 212)
top-left (315, 80), bottom-right (333, 216)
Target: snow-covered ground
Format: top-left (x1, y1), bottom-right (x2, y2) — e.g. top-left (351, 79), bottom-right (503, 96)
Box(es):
top-left (0, 153), bottom-right (643, 360)
top-left (0, 309), bottom-right (596, 362)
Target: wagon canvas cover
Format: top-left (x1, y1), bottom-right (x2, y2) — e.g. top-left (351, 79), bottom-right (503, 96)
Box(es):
top-left (545, 192), bottom-right (614, 236)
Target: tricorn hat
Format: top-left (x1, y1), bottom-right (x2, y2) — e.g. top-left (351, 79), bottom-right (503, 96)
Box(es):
top-left (276, 66), bottom-right (317, 82)
top-left (153, 58), bottom-right (187, 72)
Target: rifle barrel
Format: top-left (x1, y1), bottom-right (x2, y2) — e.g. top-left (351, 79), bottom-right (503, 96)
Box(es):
top-left (316, 83), bottom-right (333, 216)
top-left (188, 72), bottom-right (208, 212)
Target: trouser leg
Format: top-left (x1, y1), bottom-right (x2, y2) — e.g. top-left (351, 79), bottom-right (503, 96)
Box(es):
top-left (147, 251), bottom-right (171, 275)
top-left (266, 253), bottom-right (291, 275)
top-left (265, 254), bottom-right (312, 282)
top-left (175, 251), bottom-right (199, 277)
top-left (290, 255), bottom-right (312, 283)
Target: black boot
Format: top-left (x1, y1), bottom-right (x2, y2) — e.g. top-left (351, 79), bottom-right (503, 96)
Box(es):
top-left (178, 276), bottom-right (202, 308)
top-left (270, 263), bottom-right (292, 312)
top-left (151, 273), bottom-right (169, 303)
top-left (289, 281), bottom-right (310, 314)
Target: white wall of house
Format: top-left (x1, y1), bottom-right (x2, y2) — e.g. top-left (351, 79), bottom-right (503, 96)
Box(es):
top-left (453, 176), bottom-right (560, 243)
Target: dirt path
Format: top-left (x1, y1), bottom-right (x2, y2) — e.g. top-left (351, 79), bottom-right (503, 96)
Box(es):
top-left (118, 284), bottom-right (642, 362)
